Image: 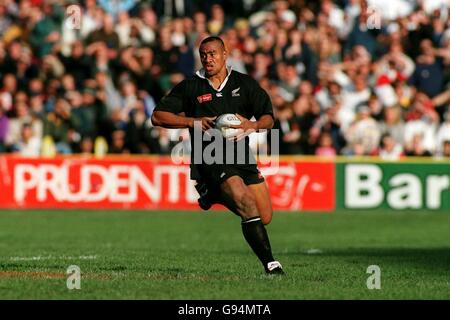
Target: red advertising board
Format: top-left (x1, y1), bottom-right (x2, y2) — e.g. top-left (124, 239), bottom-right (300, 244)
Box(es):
top-left (260, 160), bottom-right (335, 211)
top-left (0, 156), bottom-right (335, 211)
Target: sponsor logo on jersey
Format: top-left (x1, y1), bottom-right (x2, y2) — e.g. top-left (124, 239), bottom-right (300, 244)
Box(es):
top-left (197, 93), bottom-right (212, 103)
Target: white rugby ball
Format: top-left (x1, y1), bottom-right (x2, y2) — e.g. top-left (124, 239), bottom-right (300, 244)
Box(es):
top-left (215, 113), bottom-right (242, 139)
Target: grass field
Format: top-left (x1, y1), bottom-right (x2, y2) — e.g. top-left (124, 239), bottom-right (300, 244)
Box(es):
top-left (0, 209), bottom-right (449, 299)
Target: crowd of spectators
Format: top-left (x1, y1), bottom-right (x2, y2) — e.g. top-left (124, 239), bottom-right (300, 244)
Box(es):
top-left (0, 0), bottom-right (449, 159)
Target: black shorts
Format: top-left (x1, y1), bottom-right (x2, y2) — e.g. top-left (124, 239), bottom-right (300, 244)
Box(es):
top-left (197, 163), bottom-right (264, 187)
top-left (194, 164), bottom-right (264, 210)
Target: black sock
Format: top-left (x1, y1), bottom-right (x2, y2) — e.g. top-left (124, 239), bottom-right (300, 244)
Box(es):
top-left (241, 217), bottom-right (275, 270)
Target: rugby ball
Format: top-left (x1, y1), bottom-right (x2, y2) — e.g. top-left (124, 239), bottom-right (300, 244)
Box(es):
top-left (215, 113), bottom-right (242, 139)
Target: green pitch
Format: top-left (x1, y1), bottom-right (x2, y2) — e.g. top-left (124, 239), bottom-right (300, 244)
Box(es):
top-left (0, 210), bottom-right (449, 299)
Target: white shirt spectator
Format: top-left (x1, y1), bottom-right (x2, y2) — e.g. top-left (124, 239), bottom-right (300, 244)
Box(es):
top-left (345, 116), bottom-right (381, 154)
top-left (421, 0), bottom-right (449, 15)
top-left (436, 119), bottom-right (450, 155)
top-left (336, 104), bottom-right (356, 133)
top-left (115, 22), bottom-right (131, 48)
top-left (379, 143), bottom-right (403, 160)
top-left (366, 0), bottom-right (413, 21)
top-left (14, 136), bottom-right (41, 157)
top-left (5, 118), bottom-right (43, 148)
top-left (328, 5), bottom-right (345, 31)
top-left (315, 88), bottom-right (332, 111)
top-left (404, 119), bottom-right (437, 153)
top-left (341, 89), bottom-right (371, 119)
top-left (80, 10), bottom-right (102, 40)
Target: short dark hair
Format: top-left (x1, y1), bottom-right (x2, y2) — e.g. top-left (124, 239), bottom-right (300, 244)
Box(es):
top-left (200, 36), bottom-right (225, 50)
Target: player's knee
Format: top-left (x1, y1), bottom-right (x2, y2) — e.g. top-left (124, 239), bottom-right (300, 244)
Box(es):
top-left (258, 203), bottom-right (273, 225)
top-left (260, 212), bottom-right (272, 225)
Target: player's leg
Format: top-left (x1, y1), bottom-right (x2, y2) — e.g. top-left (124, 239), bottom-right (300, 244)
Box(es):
top-left (220, 176), bottom-right (283, 274)
top-left (195, 178), bottom-right (241, 216)
top-left (248, 182), bottom-right (273, 225)
top-left (220, 175), bottom-right (258, 220)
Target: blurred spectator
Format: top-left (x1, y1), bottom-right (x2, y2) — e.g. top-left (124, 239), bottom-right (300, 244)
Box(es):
top-left (376, 133), bottom-right (404, 160)
top-left (405, 133), bottom-right (433, 156)
top-left (28, 3), bottom-right (64, 58)
top-left (148, 127), bottom-right (178, 155)
top-left (5, 100), bottom-right (43, 150)
top-left (208, 4), bottom-right (231, 35)
top-left (137, 6), bottom-right (157, 45)
top-left (126, 99), bottom-right (153, 154)
top-left (0, 4), bottom-right (12, 36)
top-left (312, 99), bottom-right (346, 153)
top-left (378, 105), bottom-right (405, 146)
top-left (278, 63), bottom-right (301, 99)
top-left (408, 39), bottom-right (444, 97)
top-left (71, 87), bottom-right (107, 139)
top-left (403, 91), bottom-right (440, 153)
top-left (442, 140), bottom-right (450, 157)
top-left (342, 104), bottom-right (381, 155)
top-left (79, 136), bottom-right (94, 155)
top-left (0, 73), bottom-right (17, 112)
top-left (86, 14), bottom-right (120, 55)
top-left (0, 105), bottom-right (9, 152)
top-left (344, 3), bottom-right (381, 58)
top-left (436, 111), bottom-right (450, 156)
top-left (94, 70), bottom-right (121, 114)
top-left (315, 131), bottom-right (337, 157)
top-left (340, 72), bottom-right (372, 130)
top-left (153, 0), bottom-right (194, 21)
top-left (272, 103), bottom-right (302, 154)
top-left (152, 24), bottom-right (181, 87)
top-left (56, 41), bottom-right (92, 89)
top-left (12, 122), bottom-right (41, 156)
top-left (43, 98), bottom-right (79, 154)
top-left (108, 129), bottom-right (129, 154)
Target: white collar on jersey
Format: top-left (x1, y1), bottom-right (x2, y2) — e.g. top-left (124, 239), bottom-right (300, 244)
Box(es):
top-left (195, 65), bottom-right (233, 92)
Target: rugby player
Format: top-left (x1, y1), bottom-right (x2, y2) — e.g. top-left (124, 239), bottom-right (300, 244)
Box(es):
top-left (151, 36), bottom-right (284, 275)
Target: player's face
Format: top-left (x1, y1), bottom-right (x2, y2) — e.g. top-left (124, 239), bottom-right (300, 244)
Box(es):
top-left (199, 41), bottom-right (227, 77)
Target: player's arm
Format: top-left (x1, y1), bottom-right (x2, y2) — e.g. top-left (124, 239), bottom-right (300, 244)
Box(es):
top-left (228, 113), bottom-right (273, 141)
top-left (232, 113), bottom-right (274, 132)
top-left (151, 111), bottom-right (216, 131)
top-left (151, 81), bottom-right (215, 131)
top-left (252, 113), bottom-right (274, 131)
top-left (151, 111), bottom-right (191, 128)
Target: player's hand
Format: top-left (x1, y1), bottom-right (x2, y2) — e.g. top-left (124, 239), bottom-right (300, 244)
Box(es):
top-left (228, 114), bottom-right (257, 141)
top-left (191, 116), bottom-right (217, 131)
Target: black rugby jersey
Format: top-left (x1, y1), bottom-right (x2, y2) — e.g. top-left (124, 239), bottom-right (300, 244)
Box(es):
top-left (153, 68), bottom-right (274, 179)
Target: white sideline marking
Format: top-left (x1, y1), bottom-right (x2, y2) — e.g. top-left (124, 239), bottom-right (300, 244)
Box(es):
top-left (8, 255), bottom-right (97, 261)
top-left (305, 249), bottom-right (323, 254)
